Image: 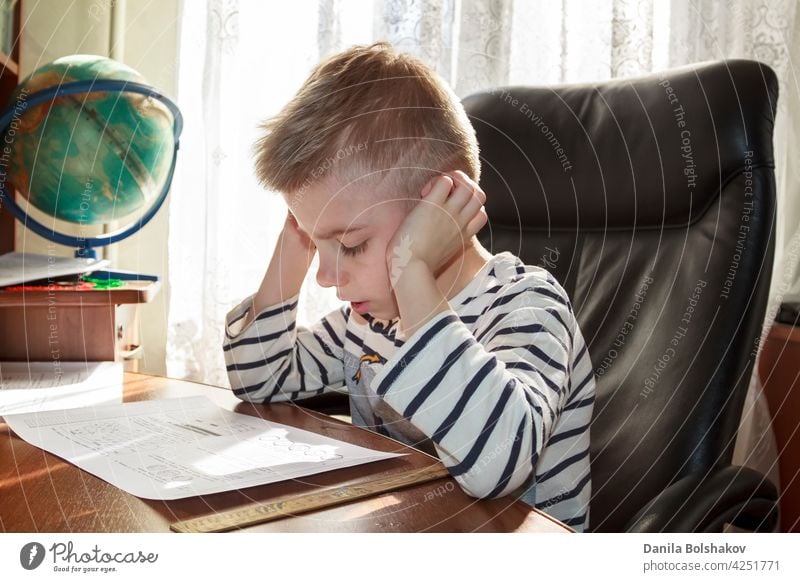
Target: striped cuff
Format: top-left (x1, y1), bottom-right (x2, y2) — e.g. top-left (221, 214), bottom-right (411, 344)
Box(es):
top-left (224, 292), bottom-right (300, 341)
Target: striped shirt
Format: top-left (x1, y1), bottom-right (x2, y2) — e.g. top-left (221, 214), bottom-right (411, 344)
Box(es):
top-left (223, 251), bottom-right (595, 531)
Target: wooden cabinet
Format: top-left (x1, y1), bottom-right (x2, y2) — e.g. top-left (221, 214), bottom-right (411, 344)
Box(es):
top-left (0, 281), bottom-right (158, 368)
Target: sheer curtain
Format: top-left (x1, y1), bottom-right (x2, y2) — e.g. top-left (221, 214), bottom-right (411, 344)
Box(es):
top-left (168, 0), bottom-right (799, 486)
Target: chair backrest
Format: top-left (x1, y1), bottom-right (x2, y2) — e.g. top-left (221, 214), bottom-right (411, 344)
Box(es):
top-left (463, 60), bottom-right (779, 531)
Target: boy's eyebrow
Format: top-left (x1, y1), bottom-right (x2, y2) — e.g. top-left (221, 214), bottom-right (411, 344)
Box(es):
top-left (307, 224), bottom-right (369, 239)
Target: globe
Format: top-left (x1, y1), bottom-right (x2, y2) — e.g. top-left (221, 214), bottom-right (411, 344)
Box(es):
top-left (0, 55), bottom-right (181, 259)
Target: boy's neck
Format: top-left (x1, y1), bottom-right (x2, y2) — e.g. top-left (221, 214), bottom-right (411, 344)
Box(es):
top-left (434, 237), bottom-right (494, 302)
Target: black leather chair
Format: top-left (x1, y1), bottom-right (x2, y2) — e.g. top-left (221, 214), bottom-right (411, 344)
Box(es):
top-left (462, 59), bottom-right (780, 532)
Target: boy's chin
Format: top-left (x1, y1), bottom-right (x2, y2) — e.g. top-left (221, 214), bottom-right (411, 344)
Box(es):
top-left (368, 303), bottom-right (399, 321)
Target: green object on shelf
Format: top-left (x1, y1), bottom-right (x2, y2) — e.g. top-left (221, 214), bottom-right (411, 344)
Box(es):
top-left (83, 277), bottom-right (123, 289)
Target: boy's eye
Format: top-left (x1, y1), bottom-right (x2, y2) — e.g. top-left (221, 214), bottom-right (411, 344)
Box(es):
top-left (340, 241), bottom-right (367, 257)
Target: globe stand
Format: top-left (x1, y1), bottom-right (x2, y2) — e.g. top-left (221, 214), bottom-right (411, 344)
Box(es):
top-left (0, 78), bottom-right (183, 283)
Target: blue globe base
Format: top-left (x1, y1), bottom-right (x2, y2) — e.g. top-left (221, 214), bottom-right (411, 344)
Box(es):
top-left (86, 268), bottom-right (159, 282)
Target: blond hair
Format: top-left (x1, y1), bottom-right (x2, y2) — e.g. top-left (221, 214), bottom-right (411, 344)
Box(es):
top-left (253, 41), bottom-right (480, 208)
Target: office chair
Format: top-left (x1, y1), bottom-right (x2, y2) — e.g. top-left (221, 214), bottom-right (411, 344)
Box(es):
top-left (461, 59), bottom-right (780, 532)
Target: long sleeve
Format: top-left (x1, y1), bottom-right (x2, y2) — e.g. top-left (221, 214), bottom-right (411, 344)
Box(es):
top-left (222, 292), bottom-right (349, 403)
top-left (369, 279), bottom-right (595, 501)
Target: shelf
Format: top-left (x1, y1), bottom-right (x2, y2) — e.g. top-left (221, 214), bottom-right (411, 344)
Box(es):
top-left (0, 280), bottom-right (162, 306)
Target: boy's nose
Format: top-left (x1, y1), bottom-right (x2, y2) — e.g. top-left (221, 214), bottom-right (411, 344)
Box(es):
top-left (316, 258), bottom-right (345, 289)
top-left (316, 269), bottom-right (337, 288)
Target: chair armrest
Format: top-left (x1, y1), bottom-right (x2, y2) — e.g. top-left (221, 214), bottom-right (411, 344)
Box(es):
top-left (625, 465), bottom-right (778, 532)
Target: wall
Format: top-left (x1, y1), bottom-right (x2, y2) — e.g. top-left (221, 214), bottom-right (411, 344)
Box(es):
top-left (15, 0), bottom-right (181, 375)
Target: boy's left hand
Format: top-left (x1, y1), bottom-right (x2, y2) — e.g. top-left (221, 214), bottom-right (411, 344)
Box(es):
top-left (387, 170), bottom-right (487, 285)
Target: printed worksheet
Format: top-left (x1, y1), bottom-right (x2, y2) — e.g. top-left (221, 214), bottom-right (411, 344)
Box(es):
top-left (5, 396), bottom-right (405, 500)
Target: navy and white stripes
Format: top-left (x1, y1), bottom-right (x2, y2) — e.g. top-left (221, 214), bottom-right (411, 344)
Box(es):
top-left (224, 294), bottom-right (348, 401)
top-left (223, 251), bottom-right (595, 531)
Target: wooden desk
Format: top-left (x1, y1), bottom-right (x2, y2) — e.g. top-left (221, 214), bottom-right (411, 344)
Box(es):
top-left (0, 281), bottom-right (158, 363)
top-left (0, 372), bottom-right (571, 533)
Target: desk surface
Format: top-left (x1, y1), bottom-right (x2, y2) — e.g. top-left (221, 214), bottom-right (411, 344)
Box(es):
top-left (0, 372), bottom-right (571, 533)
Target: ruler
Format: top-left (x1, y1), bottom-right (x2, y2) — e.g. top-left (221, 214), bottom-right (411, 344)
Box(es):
top-left (170, 463), bottom-right (451, 533)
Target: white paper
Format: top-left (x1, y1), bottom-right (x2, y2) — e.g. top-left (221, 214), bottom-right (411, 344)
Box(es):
top-left (5, 396), bottom-right (405, 500)
top-left (0, 252), bottom-right (109, 286)
top-left (0, 361), bottom-right (123, 417)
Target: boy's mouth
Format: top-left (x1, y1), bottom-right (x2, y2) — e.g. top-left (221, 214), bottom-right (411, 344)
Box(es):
top-left (350, 301), bottom-right (369, 314)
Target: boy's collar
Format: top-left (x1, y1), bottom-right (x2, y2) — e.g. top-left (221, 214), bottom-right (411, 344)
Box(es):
top-left (361, 312), bottom-right (403, 341)
top-left (362, 311), bottom-right (399, 327)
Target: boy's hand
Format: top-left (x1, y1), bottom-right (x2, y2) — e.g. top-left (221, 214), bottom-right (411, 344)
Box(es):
top-left (250, 210), bottom-right (317, 322)
top-left (387, 170), bottom-right (487, 285)
top-left (282, 210), bottom-right (316, 257)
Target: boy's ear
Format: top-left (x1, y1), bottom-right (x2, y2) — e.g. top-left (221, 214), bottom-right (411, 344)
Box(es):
top-left (420, 176), bottom-right (438, 198)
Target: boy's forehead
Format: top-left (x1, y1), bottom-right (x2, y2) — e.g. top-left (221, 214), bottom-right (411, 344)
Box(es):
top-left (287, 177), bottom-right (390, 235)
top-left (288, 194), bottom-right (374, 239)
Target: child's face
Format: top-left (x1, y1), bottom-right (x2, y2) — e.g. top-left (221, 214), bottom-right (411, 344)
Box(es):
top-left (286, 177), bottom-right (411, 321)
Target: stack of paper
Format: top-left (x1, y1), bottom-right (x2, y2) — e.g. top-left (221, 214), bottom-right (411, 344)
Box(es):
top-left (0, 361), bottom-right (123, 418)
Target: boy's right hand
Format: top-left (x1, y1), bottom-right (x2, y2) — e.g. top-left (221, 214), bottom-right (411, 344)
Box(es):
top-left (249, 210), bottom-right (317, 323)
top-left (282, 211), bottom-right (316, 257)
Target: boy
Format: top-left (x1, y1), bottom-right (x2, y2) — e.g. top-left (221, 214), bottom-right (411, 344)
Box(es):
top-left (223, 42), bottom-right (595, 531)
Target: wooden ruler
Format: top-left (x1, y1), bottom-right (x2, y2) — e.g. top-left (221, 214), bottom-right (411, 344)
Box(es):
top-left (170, 463), bottom-right (450, 533)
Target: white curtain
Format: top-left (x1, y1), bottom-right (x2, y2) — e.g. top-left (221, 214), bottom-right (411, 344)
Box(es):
top-left (168, 0), bottom-right (799, 489)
